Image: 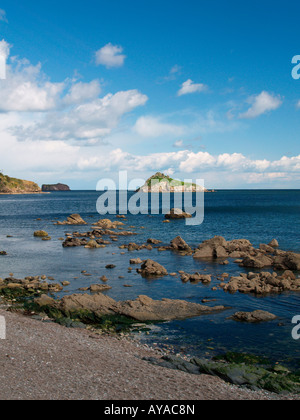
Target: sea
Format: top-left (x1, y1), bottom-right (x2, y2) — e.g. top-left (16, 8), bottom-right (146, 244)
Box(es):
top-left (0, 189), bottom-right (299, 367)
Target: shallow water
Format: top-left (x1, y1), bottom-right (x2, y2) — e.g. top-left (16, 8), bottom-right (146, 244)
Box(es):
top-left (0, 190), bottom-right (299, 367)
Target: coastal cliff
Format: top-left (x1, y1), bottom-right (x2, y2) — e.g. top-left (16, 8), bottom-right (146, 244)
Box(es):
top-left (42, 183), bottom-right (70, 192)
top-left (138, 172), bottom-right (208, 193)
top-left (0, 173), bottom-right (42, 194)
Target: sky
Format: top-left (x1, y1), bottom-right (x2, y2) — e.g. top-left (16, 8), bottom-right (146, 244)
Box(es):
top-left (0, 0), bottom-right (299, 189)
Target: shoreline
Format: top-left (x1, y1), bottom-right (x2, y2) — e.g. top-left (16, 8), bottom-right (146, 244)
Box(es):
top-left (0, 308), bottom-right (296, 401)
top-left (0, 192), bottom-right (49, 195)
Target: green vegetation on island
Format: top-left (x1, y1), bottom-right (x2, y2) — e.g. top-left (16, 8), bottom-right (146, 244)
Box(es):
top-left (0, 172), bottom-right (42, 194)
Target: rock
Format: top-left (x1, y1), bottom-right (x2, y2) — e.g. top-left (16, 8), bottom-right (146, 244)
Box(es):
top-left (180, 272), bottom-right (212, 284)
top-left (220, 271), bottom-right (300, 295)
top-left (170, 236), bottom-right (192, 252)
top-left (130, 258), bottom-right (143, 265)
top-left (92, 219), bottom-right (124, 229)
top-left (62, 238), bottom-right (83, 248)
top-left (240, 255), bottom-right (273, 269)
top-left (45, 292), bottom-right (225, 323)
top-left (56, 214), bottom-right (87, 225)
top-left (147, 238), bottom-right (162, 244)
top-left (34, 230), bottom-right (49, 238)
top-left (105, 264), bottom-right (116, 269)
top-left (137, 259), bottom-right (168, 277)
top-left (89, 284), bottom-right (112, 293)
top-left (194, 236), bottom-right (229, 260)
top-left (269, 239), bottom-right (279, 248)
top-left (232, 310), bottom-right (277, 323)
top-left (61, 281), bottom-right (70, 286)
top-left (114, 295), bottom-right (225, 322)
top-left (165, 208), bottom-right (192, 219)
top-left (188, 357), bottom-right (300, 394)
top-left (0, 251), bottom-right (7, 256)
top-left (42, 183), bottom-right (70, 192)
top-left (284, 252), bottom-right (300, 271)
top-left (85, 240), bottom-right (101, 249)
top-left (34, 294), bottom-right (57, 307)
top-left (193, 245), bottom-right (215, 259)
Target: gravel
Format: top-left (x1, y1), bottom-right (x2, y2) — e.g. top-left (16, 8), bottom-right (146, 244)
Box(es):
top-left (0, 309), bottom-right (298, 400)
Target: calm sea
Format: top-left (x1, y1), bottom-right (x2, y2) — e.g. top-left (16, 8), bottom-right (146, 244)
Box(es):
top-left (0, 190), bottom-right (299, 366)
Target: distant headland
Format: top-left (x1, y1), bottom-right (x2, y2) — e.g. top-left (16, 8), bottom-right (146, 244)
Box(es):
top-left (42, 183), bottom-right (71, 192)
top-left (0, 173), bottom-right (42, 194)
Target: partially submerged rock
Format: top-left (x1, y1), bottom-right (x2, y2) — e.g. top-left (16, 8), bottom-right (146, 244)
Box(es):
top-left (34, 230), bottom-right (49, 238)
top-left (55, 214), bottom-right (87, 225)
top-left (165, 208), bottom-right (192, 220)
top-left (232, 310), bottom-right (277, 323)
top-left (170, 236), bottom-right (192, 253)
top-left (34, 292), bottom-right (226, 323)
top-left (180, 272), bottom-right (212, 284)
top-left (220, 271), bottom-right (300, 295)
top-left (92, 219), bottom-right (124, 229)
top-left (137, 259), bottom-right (168, 277)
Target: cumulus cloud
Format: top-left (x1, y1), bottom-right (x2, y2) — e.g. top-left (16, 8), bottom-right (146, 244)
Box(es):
top-left (73, 148), bottom-right (300, 184)
top-left (239, 91), bottom-right (282, 119)
top-left (134, 116), bottom-right (185, 138)
top-left (63, 80), bottom-right (101, 105)
top-left (177, 79), bottom-right (207, 96)
top-left (0, 55), bottom-right (64, 112)
top-left (95, 43), bottom-right (126, 68)
top-left (14, 90), bottom-right (148, 142)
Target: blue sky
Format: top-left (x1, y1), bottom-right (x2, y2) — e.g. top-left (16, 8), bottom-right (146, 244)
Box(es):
top-left (0, 0), bottom-right (299, 189)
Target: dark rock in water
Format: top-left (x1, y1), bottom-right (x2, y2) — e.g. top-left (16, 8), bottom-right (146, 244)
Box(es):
top-left (232, 310), bottom-right (277, 323)
top-left (42, 183), bottom-right (70, 192)
top-left (106, 264), bottom-right (116, 269)
top-left (0, 251), bottom-right (7, 256)
top-left (137, 259), bottom-right (168, 277)
top-left (55, 214), bottom-right (87, 226)
top-left (221, 271), bottom-right (300, 295)
top-left (165, 208), bottom-right (192, 219)
top-left (170, 236), bottom-right (192, 252)
top-left (34, 292), bottom-right (225, 322)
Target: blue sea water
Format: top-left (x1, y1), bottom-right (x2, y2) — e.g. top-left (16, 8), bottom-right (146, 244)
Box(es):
top-left (0, 190), bottom-right (299, 366)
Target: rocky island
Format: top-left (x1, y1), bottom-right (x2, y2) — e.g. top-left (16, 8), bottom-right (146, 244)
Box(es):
top-left (138, 172), bottom-right (209, 192)
top-left (42, 183), bottom-right (70, 192)
top-left (0, 173), bottom-right (42, 194)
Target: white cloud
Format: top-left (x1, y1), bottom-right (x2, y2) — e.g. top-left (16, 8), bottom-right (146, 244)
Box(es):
top-left (95, 43), bottom-right (126, 68)
top-left (177, 79), bottom-right (207, 96)
top-left (63, 80), bottom-right (101, 105)
top-left (0, 39), bottom-right (10, 58)
top-left (14, 90), bottom-right (148, 142)
top-left (0, 54), bottom-right (64, 112)
top-left (173, 140), bottom-right (184, 148)
top-left (134, 116), bottom-right (185, 138)
top-left (239, 91), bottom-right (282, 119)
